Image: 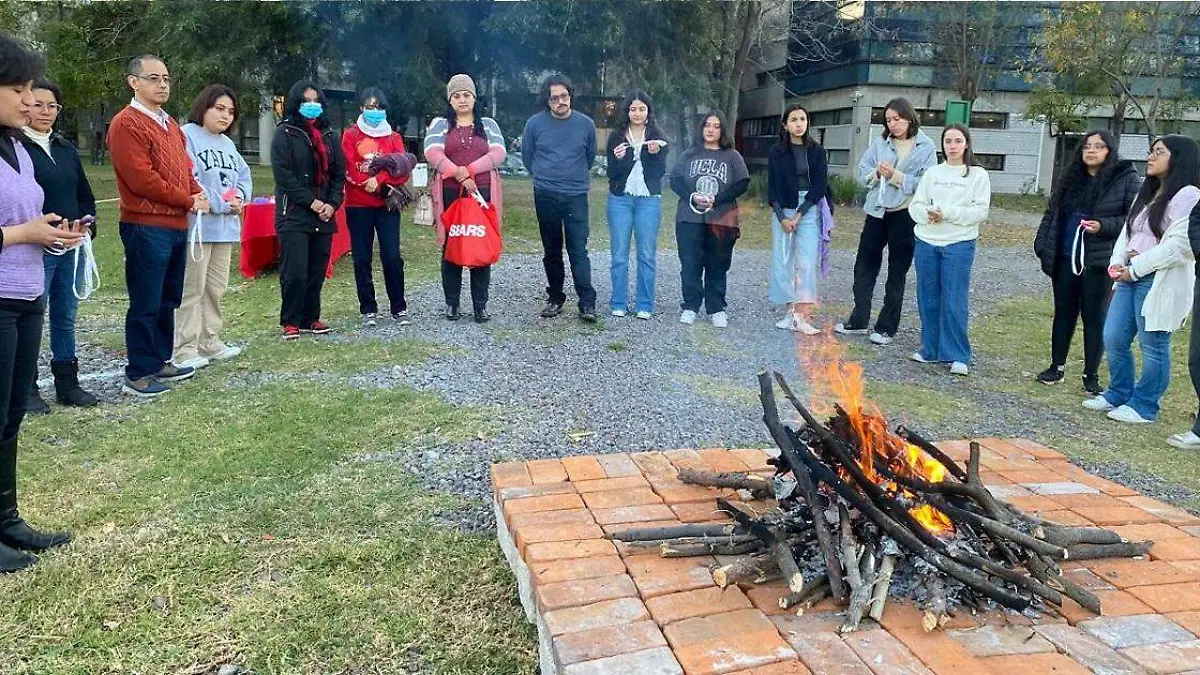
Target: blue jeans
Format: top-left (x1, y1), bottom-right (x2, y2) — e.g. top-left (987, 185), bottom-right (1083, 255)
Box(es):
top-left (768, 191), bottom-right (820, 305)
top-left (120, 223), bottom-right (188, 380)
top-left (43, 250), bottom-right (85, 362)
top-left (913, 238), bottom-right (975, 364)
top-left (607, 194), bottom-right (661, 313)
top-left (1103, 275), bottom-right (1172, 420)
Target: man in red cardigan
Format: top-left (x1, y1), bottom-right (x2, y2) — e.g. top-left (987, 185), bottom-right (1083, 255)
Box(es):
top-left (107, 55), bottom-right (209, 398)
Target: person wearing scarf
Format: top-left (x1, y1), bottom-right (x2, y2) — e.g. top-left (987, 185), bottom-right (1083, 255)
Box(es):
top-left (342, 87), bottom-right (411, 328)
top-left (270, 81), bottom-right (347, 339)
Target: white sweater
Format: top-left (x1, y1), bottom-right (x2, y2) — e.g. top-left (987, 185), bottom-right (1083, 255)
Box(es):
top-left (1111, 186), bottom-right (1200, 332)
top-left (908, 162), bottom-right (991, 246)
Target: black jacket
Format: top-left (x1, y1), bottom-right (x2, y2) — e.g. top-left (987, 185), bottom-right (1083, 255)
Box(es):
top-left (1034, 160), bottom-right (1140, 275)
top-left (606, 128), bottom-right (668, 196)
top-left (1190, 201), bottom-right (1200, 261)
top-left (766, 140), bottom-right (829, 219)
top-left (271, 116), bottom-right (347, 234)
top-left (19, 132), bottom-right (97, 234)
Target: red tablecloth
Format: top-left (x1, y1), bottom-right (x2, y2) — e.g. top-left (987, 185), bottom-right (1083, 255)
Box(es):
top-left (239, 201), bottom-right (352, 279)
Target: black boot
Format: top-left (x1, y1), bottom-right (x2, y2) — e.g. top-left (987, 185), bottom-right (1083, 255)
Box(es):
top-left (27, 382), bottom-right (49, 416)
top-left (0, 435), bottom-right (71, 553)
top-left (473, 305), bottom-right (490, 324)
top-left (0, 540), bottom-right (36, 573)
top-left (52, 359), bottom-right (98, 407)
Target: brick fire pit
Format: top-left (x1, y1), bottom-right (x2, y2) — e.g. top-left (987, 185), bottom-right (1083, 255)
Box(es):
top-left (491, 439), bottom-right (1200, 674)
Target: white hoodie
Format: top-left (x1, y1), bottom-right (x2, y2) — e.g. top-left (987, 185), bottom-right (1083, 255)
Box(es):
top-left (908, 162), bottom-right (991, 247)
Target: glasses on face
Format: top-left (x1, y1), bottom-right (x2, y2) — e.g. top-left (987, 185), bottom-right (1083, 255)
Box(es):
top-left (31, 102), bottom-right (62, 113)
top-left (1148, 148), bottom-right (1169, 159)
top-left (549, 93), bottom-right (570, 103)
top-left (1083, 144), bottom-right (1107, 151)
top-left (134, 74), bottom-right (172, 86)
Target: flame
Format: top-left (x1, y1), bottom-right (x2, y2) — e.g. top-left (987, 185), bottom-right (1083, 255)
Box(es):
top-left (795, 332), bottom-right (955, 536)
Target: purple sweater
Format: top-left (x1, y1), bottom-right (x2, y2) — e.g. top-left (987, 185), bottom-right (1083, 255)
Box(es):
top-left (0, 140), bottom-right (46, 300)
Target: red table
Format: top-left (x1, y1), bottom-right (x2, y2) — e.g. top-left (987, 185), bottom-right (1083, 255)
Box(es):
top-left (239, 200), bottom-right (352, 279)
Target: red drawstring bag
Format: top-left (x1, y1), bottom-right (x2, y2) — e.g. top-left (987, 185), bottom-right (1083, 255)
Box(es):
top-left (442, 191), bottom-right (502, 268)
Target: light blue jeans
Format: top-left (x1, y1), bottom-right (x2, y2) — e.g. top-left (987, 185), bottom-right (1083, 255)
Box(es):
top-left (607, 194), bottom-right (662, 313)
top-left (768, 190), bottom-right (820, 305)
top-left (1103, 275), bottom-right (1172, 420)
top-left (913, 238), bottom-right (975, 364)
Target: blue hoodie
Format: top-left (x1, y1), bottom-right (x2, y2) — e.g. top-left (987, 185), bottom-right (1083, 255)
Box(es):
top-left (183, 122), bottom-right (252, 242)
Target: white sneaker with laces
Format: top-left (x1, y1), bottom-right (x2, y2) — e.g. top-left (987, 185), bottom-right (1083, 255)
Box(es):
top-left (680, 310), bottom-right (696, 325)
top-left (950, 361), bottom-right (969, 376)
top-left (1082, 395), bottom-right (1115, 412)
top-left (176, 356), bottom-right (211, 371)
top-left (636, 311), bottom-right (652, 320)
top-left (869, 332), bottom-right (893, 346)
top-left (910, 351), bottom-right (935, 364)
top-left (711, 311), bottom-right (728, 328)
top-left (611, 309), bottom-right (627, 318)
top-left (1108, 405), bottom-right (1151, 424)
top-left (1167, 431), bottom-right (1200, 450)
top-left (834, 323), bottom-right (868, 335)
top-left (795, 318), bottom-right (820, 335)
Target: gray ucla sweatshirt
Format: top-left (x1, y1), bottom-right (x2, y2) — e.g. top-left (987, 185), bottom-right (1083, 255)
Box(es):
top-left (183, 122), bottom-right (252, 243)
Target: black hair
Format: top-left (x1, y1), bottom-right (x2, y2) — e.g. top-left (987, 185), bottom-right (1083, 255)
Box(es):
top-left (442, 99), bottom-right (485, 139)
top-left (775, 103), bottom-right (814, 149)
top-left (1126, 134), bottom-right (1200, 239)
top-left (881, 97), bottom-right (919, 139)
top-left (696, 109), bottom-right (733, 150)
top-left (187, 84), bottom-right (239, 129)
top-left (941, 124), bottom-right (977, 176)
top-left (540, 74), bottom-right (574, 111)
top-left (0, 31), bottom-right (44, 87)
top-left (126, 54), bottom-right (164, 77)
top-left (615, 89), bottom-right (664, 141)
top-left (359, 86), bottom-right (388, 110)
top-left (1048, 130), bottom-right (1118, 211)
top-left (284, 80), bottom-right (328, 123)
top-left (32, 78), bottom-right (63, 106)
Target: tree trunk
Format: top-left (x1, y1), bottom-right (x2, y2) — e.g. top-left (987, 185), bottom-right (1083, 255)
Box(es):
top-left (725, 0), bottom-right (762, 124)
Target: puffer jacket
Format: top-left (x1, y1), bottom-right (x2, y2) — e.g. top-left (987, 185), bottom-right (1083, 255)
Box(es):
top-left (271, 115), bottom-right (347, 234)
top-left (1034, 159), bottom-right (1140, 275)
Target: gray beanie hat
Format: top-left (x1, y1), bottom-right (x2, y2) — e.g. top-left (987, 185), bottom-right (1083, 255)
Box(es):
top-left (446, 74), bottom-right (477, 100)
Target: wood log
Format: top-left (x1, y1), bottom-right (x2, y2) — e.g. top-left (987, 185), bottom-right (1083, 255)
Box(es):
top-left (923, 574), bottom-right (947, 632)
top-left (677, 467), bottom-right (773, 500)
top-left (1026, 554), bottom-right (1102, 614)
top-left (843, 548), bottom-right (878, 633)
top-left (661, 539), bottom-right (763, 557)
top-left (712, 553), bottom-right (779, 588)
top-left (609, 523), bottom-right (740, 542)
top-left (757, 371), bottom-right (847, 600)
top-left (779, 573), bottom-right (830, 610)
top-left (624, 534), bottom-right (758, 551)
top-left (931, 498), bottom-right (1069, 559)
top-left (1037, 526), bottom-right (1125, 548)
top-left (868, 554), bottom-right (897, 621)
top-left (1064, 540), bottom-right (1153, 560)
top-left (774, 541), bottom-right (806, 595)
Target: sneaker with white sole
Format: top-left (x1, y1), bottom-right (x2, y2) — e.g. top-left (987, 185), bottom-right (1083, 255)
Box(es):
top-left (1107, 405), bottom-right (1152, 424)
top-left (795, 318), bottom-right (820, 335)
top-left (122, 376), bottom-right (169, 398)
top-left (175, 356), bottom-right (211, 371)
top-left (1167, 430), bottom-right (1200, 450)
top-left (206, 345), bottom-right (243, 361)
top-left (362, 312), bottom-right (378, 328)
top-left (834, 322), bottom-right (868, 335)
top-left (868, 332), bottom-right (893, 345)
top-left (774, 315), bottom-right (794, 330)
top-left (611, 309), bottom-right (627, 318)
top-left (636, 311), bottom-right (652, 320)
top-left (680, 310), bottom-right (697, 325)
top-left (910, 351), bottom-right (935, 364)
top-left (1082, 395), bottom-right (1116, 412)
top-left (950, 361), bottom-right (970, 376)
top-left (710, 311), bottom-right (728, 328)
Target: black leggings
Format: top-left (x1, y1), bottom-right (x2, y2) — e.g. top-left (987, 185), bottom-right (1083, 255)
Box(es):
top-left (441, 185), bottom-right (493, 310)
top-left (1050, 260), bottom-right (1113, 377)
top-left (0, 306), bottom-right (43, 441)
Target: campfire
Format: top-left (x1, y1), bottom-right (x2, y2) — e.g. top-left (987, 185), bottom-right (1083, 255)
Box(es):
top-left (608, 360), bottom-right (1153, 634)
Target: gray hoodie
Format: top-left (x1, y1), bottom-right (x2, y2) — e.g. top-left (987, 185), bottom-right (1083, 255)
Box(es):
top-left (183, 122), bottom-right (252, 242)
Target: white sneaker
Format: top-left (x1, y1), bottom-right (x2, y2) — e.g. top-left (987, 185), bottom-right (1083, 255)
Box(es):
top-left (636, 311), bottom-right (652, 320)
top-left (1082, 395), bottom-right (1116, 412)
top-left (1167, 431), bottom-right (1200, 450)
top-left (795, 318), bottom-right (820, 335)
top-left (869, 332), bottom-right (893, 346)
top-left (910, 351), bottom-right (935, 364)
top-left (1107, 405), bottom-right (1151, 424)
top-left (680, 310), bottom-right (696, 325)
top-left (775, 315), bottom-right (794, 330)
top-left (835, 323), bottom-right (868, 335)
top-left (950, 361), bottom-right (969, 376)
top-left (176, 356), bottom-right (210, 371)
top-left (611, 309), bottom-right (627, 318)
top-left (206, 345), bottom-right (243, 361)
top-left (362, 312), bottom-right (378, 327)
top-left (711, 311), bottom-right (728, 328)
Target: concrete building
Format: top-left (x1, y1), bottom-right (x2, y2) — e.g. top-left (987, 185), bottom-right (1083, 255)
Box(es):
top-left (736, 1), bottom-right (1200, 194)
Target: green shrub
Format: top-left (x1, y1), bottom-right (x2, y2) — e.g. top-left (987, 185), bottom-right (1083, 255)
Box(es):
top-left (829, 173), bottom-right (864, 206)
top-left (745, 171), bottom-right (769, 202)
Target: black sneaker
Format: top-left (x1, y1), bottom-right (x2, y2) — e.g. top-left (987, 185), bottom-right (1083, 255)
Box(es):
top-left (540, 302), bottom-right (563, 318)
top-left (474, 308), bottom-right (491, 324)
top-left (392, 310), bottom-right (412, 326)
top-left (1036, 366), bottom-right (1065, 385)
top-left (445, 305), bottom-right (461, 321)
top-left (1082, 374), bottom-right (1103, 395)
top-left (579, 307), bottom-right (598, 323)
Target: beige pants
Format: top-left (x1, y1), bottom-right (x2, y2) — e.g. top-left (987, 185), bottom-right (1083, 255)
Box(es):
top-left (173, 242), bottom-right (233, 362)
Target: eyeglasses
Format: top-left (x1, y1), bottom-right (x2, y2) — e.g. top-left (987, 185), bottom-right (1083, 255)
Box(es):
top-left (133, 74), bottom-right (172, 86)
top-left (1148, 148), bottom-right (1169, 158)
top-left (31, 102), bottom-right (62, 112)
top-left (1082, 144), bottom-right (1107, 151)
top-left (549, 93), bottom-right (571, 103)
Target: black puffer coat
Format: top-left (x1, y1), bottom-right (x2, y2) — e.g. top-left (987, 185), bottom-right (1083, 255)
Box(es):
top-left (1034, 159), bottom-right (1140, 275)
top-left (271, 115), bottom-right (347, 234)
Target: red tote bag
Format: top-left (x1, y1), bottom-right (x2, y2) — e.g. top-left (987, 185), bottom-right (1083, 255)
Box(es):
top-left (442, 191), bottom-right (502, 268)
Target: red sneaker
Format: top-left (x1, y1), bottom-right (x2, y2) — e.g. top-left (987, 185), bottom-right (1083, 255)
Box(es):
top-left (281, 324), bottom-right (301, 340)
top-left (308, 320), bottom-right (332, 335)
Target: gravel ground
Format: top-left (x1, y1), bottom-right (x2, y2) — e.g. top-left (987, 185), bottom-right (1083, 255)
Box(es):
top-left (40, 239), bottom-right (1196, 530)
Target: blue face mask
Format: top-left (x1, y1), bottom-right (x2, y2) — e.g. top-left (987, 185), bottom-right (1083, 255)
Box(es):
top-left (299, 101), bottom-right (323, 120)
top-left (362, 109), bottom-right (387, 127)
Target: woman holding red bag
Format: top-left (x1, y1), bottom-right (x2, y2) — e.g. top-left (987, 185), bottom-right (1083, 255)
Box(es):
top-left (424, 74), bottom-right (507, 323)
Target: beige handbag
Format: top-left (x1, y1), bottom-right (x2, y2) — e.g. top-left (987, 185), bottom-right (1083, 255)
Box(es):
top-left (413, 192), bottom-right (434, 226)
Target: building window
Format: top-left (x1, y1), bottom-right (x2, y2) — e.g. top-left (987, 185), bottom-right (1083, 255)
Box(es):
top-left (738, 116), bottom-right (781, 139)
top-left (970, 111), bottom-right (1008, 129)
top-left (918, 109), bottom-right (946, 126)
top-left (809, 108), bottom-right (853, 126)
top-left (827, 149), bottom-right (850, 165)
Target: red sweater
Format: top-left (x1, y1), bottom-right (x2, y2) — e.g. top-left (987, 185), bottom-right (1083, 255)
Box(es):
top-left (106, 106), bottom-right (200, 229)
top-left (342, 125), bottom-right (409, 209)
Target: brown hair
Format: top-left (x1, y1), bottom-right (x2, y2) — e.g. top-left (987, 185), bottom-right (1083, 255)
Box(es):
top-left (881, 97), bottom-right (919, 139)
top-left (941, 123), bottom-right (977, 176)
top-left (187, 84), bottom-right (239, 129)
